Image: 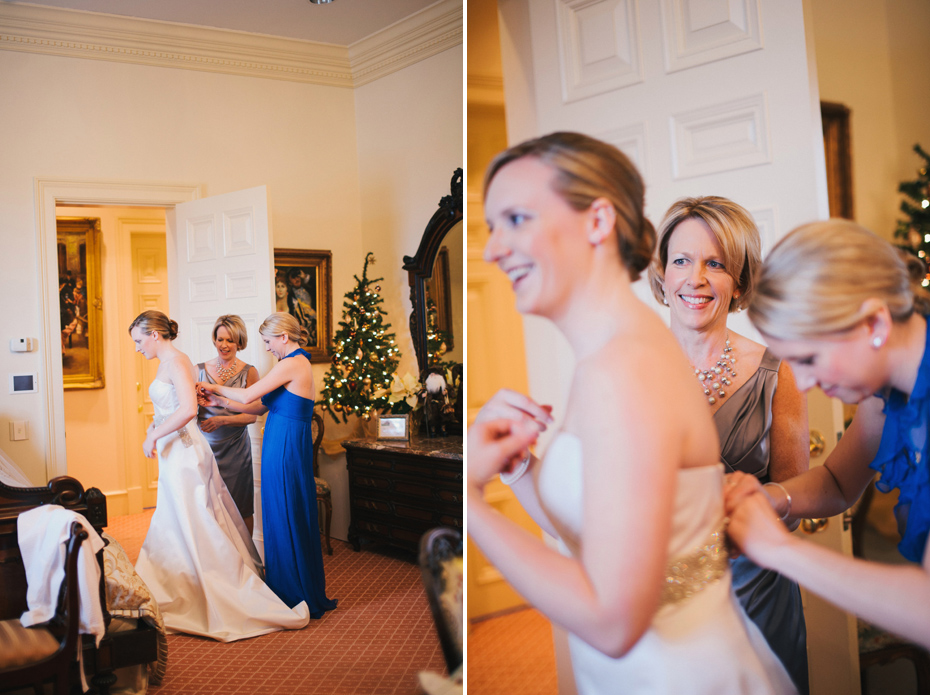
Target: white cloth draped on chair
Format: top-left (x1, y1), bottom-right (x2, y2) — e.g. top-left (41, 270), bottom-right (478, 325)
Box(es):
top-left (17, 505), bottom-right (106, 645)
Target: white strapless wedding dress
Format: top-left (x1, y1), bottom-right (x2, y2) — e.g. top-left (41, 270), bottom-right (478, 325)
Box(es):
top-left (134, 379), bottom-right (310, 642)
top-left (537, 433), bottom-right (798, 694)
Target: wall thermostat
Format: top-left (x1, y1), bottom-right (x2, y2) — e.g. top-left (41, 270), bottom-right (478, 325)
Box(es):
top-left (10, 373), bottom-right (38, 394)
top-left (10, 338), bottom-right (35, 352)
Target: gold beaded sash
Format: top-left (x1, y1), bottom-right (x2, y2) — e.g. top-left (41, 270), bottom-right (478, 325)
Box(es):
top-left (152, 414), bottom-right (194, 448)
top-left (660, 521), bottom-right (728, 607)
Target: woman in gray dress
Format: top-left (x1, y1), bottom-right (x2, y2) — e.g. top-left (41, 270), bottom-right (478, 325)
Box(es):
top-left (197, 315), bottom-right (260, 534)
top-left (648, 197), bottom-right (811, 694)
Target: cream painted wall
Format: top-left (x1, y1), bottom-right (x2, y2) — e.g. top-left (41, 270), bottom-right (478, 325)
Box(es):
top-left (354, 45), bottom-right (464, 379)
top-left (306, 46), bottom-right (464, 542)
top-left (810, 0), bottom-right (930, 239)
top-left (1, 39), bottom-right (459, 494)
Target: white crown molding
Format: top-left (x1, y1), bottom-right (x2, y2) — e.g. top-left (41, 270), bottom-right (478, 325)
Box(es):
top-left (349, 0), bottom-right (462, 87)
top-left (467, 73), bottom-right (505, 106)
top-left (0, 0), bottom-right (462, 88)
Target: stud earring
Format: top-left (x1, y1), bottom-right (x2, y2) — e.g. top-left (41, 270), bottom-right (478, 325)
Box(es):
top-left (872, 336), bottom-right (884, 349)
top-left (662, 296), bottom-right (669, 306)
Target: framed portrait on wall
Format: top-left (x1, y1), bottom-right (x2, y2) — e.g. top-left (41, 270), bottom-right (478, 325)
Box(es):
top-left (57, 217), bottom-right (104, 389)
top-left (273, 248), bottom-right (334, 363)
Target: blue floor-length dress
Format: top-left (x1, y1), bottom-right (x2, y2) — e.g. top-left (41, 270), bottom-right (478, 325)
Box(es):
top-left (261, 348), bottom-right (337, 617)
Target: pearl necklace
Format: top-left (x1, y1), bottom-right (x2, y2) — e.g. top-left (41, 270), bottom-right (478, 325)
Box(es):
top-left (215, 358), bottom-right (238, 383)
top-left (693, 333), bottom-right (737, 405)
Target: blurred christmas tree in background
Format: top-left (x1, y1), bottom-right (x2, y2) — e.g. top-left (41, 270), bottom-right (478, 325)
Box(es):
top-left (893, 144), bottom-right (930, 288)
top-left (319, 253), bottom-right (401, 423)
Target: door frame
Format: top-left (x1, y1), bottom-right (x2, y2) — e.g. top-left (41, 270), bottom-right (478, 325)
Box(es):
top-left (35, 177), bottom-right (203, 480)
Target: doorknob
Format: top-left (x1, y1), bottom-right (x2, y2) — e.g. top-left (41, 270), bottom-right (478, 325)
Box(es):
top-left (801, 517), bottom-right (829, 534)
top-left (809, 429), bottom-right (825, 458)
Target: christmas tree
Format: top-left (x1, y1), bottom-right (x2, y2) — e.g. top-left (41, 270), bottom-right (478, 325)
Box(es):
top-left (319, 253), bottom-right (401, 423)
top-left (894, 144), bottom-right (930, 288)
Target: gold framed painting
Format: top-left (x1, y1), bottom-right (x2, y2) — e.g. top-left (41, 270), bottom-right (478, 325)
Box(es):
top-left (57, 217), bottom-right (104, 389)
top-left (273, 248), bottom-right (334, 363)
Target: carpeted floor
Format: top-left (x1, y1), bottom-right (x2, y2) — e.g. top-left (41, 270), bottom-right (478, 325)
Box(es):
top-left (106, 510), bottom-right (445, 695)
top-left (467, 608), bottom-right (558, 695)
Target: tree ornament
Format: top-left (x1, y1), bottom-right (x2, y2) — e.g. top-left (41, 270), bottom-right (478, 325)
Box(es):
top-left (333, 403), bottom-right (343, 412)
top-left (335, 380), bottom-right (343, 388)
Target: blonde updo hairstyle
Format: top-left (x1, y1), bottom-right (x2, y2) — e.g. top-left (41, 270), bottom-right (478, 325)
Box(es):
top-left (259, 312), bottom-right (309, 347)
top-left (212, 314), bottom-right (249, 350)
top-left (749, 220), bottom-right (930, 340)
top-left (648, 196), bottom-right (761, 313)
top-left (128, 310), bottom-right (178, 340)
top-left (483, 132), bottom-right (656, 282)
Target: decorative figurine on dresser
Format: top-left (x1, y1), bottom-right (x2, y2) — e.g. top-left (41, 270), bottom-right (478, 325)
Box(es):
top-left (343, 169), bottom-right (464, 554)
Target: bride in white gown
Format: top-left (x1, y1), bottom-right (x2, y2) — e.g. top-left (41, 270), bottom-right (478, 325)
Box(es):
top-left (468, 133), bottom-right (797, 693)
top-left (129, 310), bottom-right (310, 642)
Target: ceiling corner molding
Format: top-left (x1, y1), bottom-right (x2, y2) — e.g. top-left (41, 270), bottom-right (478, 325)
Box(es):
top-left (0, 2), bottom-right (354, 87)
top-left (349, 0), bottom-right (462, 87)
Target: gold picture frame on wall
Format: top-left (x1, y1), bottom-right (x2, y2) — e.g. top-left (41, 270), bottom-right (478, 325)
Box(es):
top-left (57, 217), bottom-right (104, 389)
top-left (273, 248), bottom-right (334, 363)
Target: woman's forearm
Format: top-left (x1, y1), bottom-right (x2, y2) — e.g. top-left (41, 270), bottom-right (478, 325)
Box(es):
top-left (215, 393), bottom-right (266, 416)
top-left (760, 535), bottom-right (930, 649)
top-left (780, 465), bottom-right (853, 521)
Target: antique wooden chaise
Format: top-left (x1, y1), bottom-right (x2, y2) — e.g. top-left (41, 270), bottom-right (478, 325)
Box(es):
top-left (0, 476), bottom-right (159, 694)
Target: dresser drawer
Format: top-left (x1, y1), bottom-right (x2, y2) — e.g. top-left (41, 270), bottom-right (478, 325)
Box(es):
top-left (342, 436), bottom-right (463, 554)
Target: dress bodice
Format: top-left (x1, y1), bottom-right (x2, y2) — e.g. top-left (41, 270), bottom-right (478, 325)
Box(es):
top-left (871, 317), bottom-right (930, 562)
top-left (535, 433), bottom-right (796, 694)
top-left (261, 349), bottom-right (315, 421)
top-left (149, 379), bottom-right (182, 420)
top-left (714, 349), bottom-right (780, 480)
top-left (538, 433), bottom-right (726, 576)
top-left (197, 363), bottom-right (253, 441)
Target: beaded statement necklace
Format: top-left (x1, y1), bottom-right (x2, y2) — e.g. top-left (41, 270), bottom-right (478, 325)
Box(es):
top-left (693, 333), bottom-right (737, 405)
top-left (215, 358), bottom-right (239, 384)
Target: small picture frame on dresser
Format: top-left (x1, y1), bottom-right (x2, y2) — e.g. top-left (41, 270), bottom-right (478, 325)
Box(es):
top-left (378, 414), bottom-right (409, 440)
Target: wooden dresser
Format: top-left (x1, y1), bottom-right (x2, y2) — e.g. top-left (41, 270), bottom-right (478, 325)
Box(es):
top-left (342, 436), bottom-right (463, 554)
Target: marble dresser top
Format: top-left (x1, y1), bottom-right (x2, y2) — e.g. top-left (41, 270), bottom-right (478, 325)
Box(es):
top-left (341, 435), bottom-right (463, 461)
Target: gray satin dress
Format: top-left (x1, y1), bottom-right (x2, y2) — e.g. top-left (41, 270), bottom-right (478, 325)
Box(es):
top-left (197, 363), bottom-right (254, 519)
top-left (715, 348), bottom-right (809, 695)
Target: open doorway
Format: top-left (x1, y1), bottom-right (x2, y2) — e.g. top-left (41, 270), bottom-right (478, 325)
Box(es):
top-left (56, 204), bottom-right (168, 516)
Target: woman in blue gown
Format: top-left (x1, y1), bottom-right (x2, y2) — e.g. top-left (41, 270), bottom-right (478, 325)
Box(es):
top-left (726, 220), bottom-right (930, 650)
top-left (197, 312), bottom-right (337, 617)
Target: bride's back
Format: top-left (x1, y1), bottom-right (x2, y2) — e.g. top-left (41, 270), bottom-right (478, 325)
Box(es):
top-left (563, 298), bottom-right (721, 476)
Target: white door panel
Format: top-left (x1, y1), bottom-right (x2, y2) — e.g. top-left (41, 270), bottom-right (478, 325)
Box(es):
top-left (168, 186), bottom-right (275, 557)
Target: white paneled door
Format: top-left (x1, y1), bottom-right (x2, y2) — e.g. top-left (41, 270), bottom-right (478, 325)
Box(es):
top-left (168, 186), bottom-right (276, 557)
top-left (496, 0), bottom-right (855, 692)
